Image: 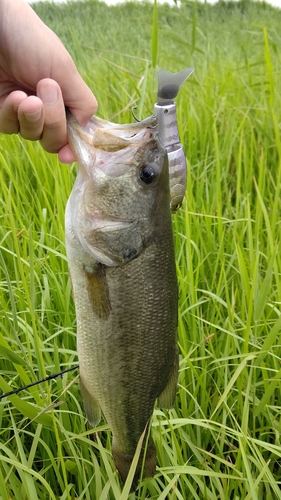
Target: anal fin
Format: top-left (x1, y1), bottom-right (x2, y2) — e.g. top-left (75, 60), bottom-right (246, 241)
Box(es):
top-left (80, 376), bottom-right (101, 427)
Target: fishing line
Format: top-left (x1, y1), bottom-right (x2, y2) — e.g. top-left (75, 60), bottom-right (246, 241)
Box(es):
top-left (0, 365), bottom-right (79, 400)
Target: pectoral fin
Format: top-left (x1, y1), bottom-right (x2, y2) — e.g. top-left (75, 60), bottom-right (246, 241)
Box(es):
top-left (83, 263), bottom-right (111, 319)
top-left (80, 376), bottom-right (101, 427)
top-left (157, 349), bottom-right (179, 409)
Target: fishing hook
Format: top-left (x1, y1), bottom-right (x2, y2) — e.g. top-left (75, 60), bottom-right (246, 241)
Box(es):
top-left (131, 106), bottom-right (140, 122)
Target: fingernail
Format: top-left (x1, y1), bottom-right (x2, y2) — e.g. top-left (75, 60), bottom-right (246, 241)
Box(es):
top-left (25, 108), bottom-right (42, 123)
top-left (39, 83), bottom-right (59, 106)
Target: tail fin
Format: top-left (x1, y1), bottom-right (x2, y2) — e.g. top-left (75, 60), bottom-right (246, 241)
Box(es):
top-left (112, 436), bottom-right (156, 491)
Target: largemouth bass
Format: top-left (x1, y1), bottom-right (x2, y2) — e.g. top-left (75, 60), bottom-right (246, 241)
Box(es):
top-left (65, 111), bottom-right (178, 487)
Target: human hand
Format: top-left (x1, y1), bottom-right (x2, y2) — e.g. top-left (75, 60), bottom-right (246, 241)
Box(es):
top-left (0, 0), bottom-right (98, 163)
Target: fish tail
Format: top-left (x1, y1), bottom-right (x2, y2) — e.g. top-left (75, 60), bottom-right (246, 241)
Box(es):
top-left (112, 437), bottom-right (156, 490)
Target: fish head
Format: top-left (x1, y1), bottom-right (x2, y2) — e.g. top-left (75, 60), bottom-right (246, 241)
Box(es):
top-left (66, 112), bottom-right (169, 265)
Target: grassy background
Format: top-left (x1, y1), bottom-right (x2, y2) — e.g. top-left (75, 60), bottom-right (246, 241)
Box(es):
top-left (1, 0), bottom-right (281, 498)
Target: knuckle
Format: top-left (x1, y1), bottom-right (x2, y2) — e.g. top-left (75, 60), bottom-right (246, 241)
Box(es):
top-left (0, 114), bottom-right (20, 135)
top-left (19, 127), bottom-right (42, 141)
top-left (39, 134), bottom-right (65, 154)
top-left (0, 124), bottom-right (18, 134)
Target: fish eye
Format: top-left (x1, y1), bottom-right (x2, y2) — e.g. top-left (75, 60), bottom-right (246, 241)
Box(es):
top-left (139, 165), bottom-right (157, 184)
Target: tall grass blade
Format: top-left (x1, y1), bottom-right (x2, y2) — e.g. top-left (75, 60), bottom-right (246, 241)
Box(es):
top-left (151, 0), bottom-right (158, 68)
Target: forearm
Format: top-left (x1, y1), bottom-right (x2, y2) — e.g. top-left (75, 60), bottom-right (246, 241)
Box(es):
top-left (0, 0), bottom-right (44, 49)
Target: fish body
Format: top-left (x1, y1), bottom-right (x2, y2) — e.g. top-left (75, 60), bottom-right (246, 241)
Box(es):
top-left (65, 112), bottom-right (178, 485)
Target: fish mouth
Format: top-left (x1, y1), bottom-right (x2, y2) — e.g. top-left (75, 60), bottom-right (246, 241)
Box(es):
top-left (67, 110), bottom-right (158, 153)
top-left (67, 110), bottom-right (163, 179)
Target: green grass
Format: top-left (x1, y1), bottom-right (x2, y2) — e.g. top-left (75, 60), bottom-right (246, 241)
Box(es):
top-left (1, 0), bottom-right (281, 498)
